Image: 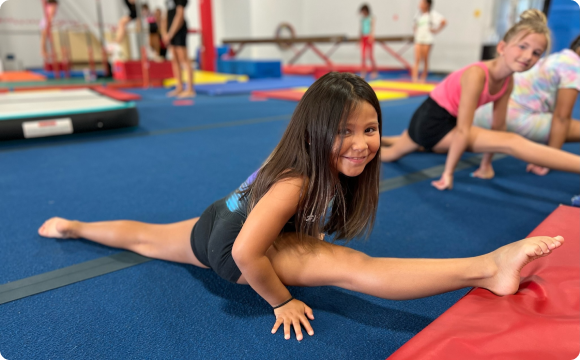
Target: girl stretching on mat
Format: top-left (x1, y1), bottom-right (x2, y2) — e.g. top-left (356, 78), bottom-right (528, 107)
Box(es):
top-left (381, 10), bottom-right (580, 190)
top-left (38, 72), bottom-right (565, 341)
top-left (472, 35), bottom-right (580, 177)
top-left (359, 4), bottom-right (378, 80)
top-left (412, 0), bottom-right (446, 83)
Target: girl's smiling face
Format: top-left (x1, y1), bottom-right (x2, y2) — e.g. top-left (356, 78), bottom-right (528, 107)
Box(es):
top-left (498, 32), bottom-right (547, 72)
top-left (332, 101), bottom-right (380, 177)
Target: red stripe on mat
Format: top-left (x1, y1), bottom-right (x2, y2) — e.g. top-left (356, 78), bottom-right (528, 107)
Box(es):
top-left (251, 89), bottom-right (305, 101)
top-left (92, 86), bottom-right (141, 101)
top-left (387, 205), bottom-right (579, 359)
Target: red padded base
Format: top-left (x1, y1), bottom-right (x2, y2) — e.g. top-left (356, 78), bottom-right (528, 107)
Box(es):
top-left (388, 205), bottom-right (579, 360)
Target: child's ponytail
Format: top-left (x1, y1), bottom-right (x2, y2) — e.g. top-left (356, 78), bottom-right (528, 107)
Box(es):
top-left (503, 9), bottom-right (551, 53)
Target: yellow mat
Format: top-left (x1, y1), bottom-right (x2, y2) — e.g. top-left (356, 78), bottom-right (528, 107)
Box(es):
top-left (368, 80), bottom-right (436, 92)
top-left (374, 90), bottom-right (409, 101)
top-left (291, 87), bottom-right (408, 101)
top-left (163, 70), bottom-right (248, 87)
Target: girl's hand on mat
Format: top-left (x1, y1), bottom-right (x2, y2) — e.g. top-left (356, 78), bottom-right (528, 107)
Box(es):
top-left (431, 173), bottom-right (453, 190)
top-left (272, 299), bottom-right (314, 341)
top-left (470, 165), bottom-right (495, 180)
top-left (526, 163), bottom-right (550, 176)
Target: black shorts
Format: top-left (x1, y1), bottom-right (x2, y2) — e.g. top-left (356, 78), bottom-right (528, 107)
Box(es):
top-left (124, 0), bottom-right (137, 19)
top-left (190, 197), bottom-right (244, 283)
top-left (408, 97), bottom-right (457, 151)
top-left (170, 25), bottom-right (188, 47)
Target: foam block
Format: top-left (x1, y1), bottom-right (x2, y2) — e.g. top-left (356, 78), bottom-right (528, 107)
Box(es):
top-left (387, 205), bottom-right (580, 360)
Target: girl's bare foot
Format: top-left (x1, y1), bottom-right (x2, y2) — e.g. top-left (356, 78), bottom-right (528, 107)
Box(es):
top-left (177, 90), bottom-right (196, 98)
top-left (38, 217), bottom-right (79, 239)
top-left (166, 88), bottom-right (182, 97)
top-left (471, 165), bottom-right (495, 179)
top-left (431, 173), bottom-right (453, 190)
top-left (381, 136), bottom-right (401, 147)
top-left (479, 235), bottom-right (564, 296)
top-left (526, 163), bottom-right (550, 176)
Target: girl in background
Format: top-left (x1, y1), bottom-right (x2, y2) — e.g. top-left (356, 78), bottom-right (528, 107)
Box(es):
top-left (473, 35), bottom-right (580, 177)
top-left (381, 10), bottom-right (580, 190)
top-left (359, 4), bottom-right (378, 80)
top-left (39, 72), bottom-right (564, 341)
top-left (40, 0), bottom-right (58, 62)
top-left (412, 0), bottom-right (446, 83)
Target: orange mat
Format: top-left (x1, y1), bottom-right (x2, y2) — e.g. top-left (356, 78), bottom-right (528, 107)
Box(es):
top-left (387, 205), bottom-right (579, 360)
top-left (0, 71), bottom-right (47, 82)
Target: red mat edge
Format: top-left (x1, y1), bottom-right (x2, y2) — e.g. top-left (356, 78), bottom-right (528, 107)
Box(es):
top-left (386, 205), bottom-right (580, 360)
top-left (92, 86), bottom-right (141, 101)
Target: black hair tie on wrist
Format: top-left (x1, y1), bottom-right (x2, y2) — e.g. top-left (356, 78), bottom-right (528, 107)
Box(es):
top-left (273, 296), bottom-right (294, 309)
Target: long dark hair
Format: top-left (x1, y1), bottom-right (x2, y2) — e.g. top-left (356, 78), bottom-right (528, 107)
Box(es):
top-left (242, 72), bottom-right (382, 241)
top-left (360, 4), bottom-right (370, 15)
top-left (570, 35), bottom-right (580, 52)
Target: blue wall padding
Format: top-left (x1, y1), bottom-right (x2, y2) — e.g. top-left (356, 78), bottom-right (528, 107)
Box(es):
top-left (548, 0), bottom-right (580, 52)
top-left (218, 59), bottom-right (282, 79)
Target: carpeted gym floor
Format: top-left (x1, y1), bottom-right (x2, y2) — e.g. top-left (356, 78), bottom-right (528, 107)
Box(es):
top-left (0, 81), bottom-right (578, 359)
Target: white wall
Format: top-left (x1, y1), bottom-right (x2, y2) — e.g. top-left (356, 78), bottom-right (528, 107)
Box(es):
top-left (215, 0), bottom-right (492, 72)
top-left (0, 0), bottom-right (531, 72)
top-left (0, 0), bottom-right (126, 68)
top-left (0, 0), bottom-right (202, 68)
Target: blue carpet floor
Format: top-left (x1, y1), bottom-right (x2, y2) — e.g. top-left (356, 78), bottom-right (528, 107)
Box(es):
top-left (0, 90), bottom-right (578, 359)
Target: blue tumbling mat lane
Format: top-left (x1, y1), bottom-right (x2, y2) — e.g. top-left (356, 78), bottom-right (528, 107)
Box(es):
top-left (195, 76), bottom-right (315, 95)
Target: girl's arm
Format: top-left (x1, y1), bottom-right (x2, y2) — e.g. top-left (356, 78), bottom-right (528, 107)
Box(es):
top-left (232, 177), bottom-right (314, 340)
top-left (160, 11), bottom-right (168, 38)
top-left (370, 16), bottom-right (375, 42)
top-left (432, 67), bottom-right (485, 190)
top-left (473, 77), bottom-right (514, 179)
top-left (433, 18), bottom-right (447, 33)
top-left (548, 88), bottom-right (577, 149)
top-left (164, 5), bottom-right (185, 43)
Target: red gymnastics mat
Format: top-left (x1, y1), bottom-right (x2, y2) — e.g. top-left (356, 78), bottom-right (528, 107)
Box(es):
top-left (387, 205), bottom-right (579, 360)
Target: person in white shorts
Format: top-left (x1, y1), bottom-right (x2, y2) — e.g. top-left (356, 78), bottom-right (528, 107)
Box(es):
top-left (412, 0), bottom-right (446, 83)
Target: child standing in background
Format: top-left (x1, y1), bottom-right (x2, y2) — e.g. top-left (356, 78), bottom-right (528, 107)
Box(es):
top-left (412, 0), bottom-right (446, 82)
top-left (40, 0), bottom-right (58, 63)
top-left (162, 0), bottom-right (195, 98)
top-left (359, 4), bottom-right (378, 80)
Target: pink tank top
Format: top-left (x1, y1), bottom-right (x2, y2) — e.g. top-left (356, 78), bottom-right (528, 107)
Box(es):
top-left (429, 62), bottom-right (510, 117)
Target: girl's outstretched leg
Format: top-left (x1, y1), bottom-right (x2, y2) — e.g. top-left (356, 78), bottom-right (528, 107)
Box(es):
top-left (267, 234), bottom-right (564, 300)
top-left (380, 130), bottom-right (420, 162)
top-left (467, 126), bottom-right (580, 173)
top-left (38, 217), bottom-right (207, 267)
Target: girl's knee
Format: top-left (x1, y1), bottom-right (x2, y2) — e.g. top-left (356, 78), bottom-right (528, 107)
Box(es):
top-left (504, 132), bottom-right (525, 155)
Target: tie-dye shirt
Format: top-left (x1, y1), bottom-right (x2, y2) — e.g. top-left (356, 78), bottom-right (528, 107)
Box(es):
top-left (474, 49), bottom-right (580, 143)
top-left (511, 49), bottom-right (580, 113)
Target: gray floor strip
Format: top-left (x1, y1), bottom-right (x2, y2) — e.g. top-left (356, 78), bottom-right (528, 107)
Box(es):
top-left (0, 252), bottom-right (151, 305)
top-left (0, 153), bottom-right (507, 305)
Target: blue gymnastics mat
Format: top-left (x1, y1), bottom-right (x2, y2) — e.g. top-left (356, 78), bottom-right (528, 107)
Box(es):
top-left (195, 76), bottom-right (315, 96)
